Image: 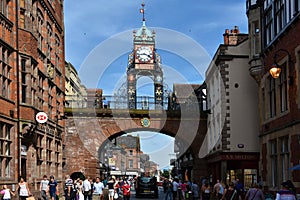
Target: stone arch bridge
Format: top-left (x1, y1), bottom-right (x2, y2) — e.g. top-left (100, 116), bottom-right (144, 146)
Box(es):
top-left (63, 107), bottom-right (208, 179)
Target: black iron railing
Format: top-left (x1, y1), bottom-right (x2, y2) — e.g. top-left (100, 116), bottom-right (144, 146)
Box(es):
top-left (65, 95), bottom-right (204, 111)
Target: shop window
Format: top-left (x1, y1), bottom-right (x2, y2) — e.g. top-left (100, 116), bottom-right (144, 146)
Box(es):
top-left (0, 122), bottom-right (12, 178)
top-left (279, 63), bottom-right (288, 112)
top-left (0, 123), bottom-right (3, 138)
top-left (244, 169), bottom-right (257, 189)
top-left (5, 158), bottom-right (10, 176)
top-left (264, 7), bottom-right (273, 45)
top-left (19, 10), bottom-right (25, 29)
top-left (0, 48), bottom-right (12, 99)
top-left (251, 20), bottom-right (260, 56)
top-left (274, 0), bottom-right (285, 35)
top-left (280, 136), bottom-right (290, 181)
top-left (268, 77), bottom-right (276, 118)
top-left (270, 139), bottom-right (278, 187)
top-left (0, 157), bottom-right (2, 176)
top-left (0, 0), bottom-right (9, 17)
top-left (261, 88), bottom-right (266, 121)
top-left (21, 59), bottom-right (27, 103)
top-left (129, 159), bottom-right (133, 168)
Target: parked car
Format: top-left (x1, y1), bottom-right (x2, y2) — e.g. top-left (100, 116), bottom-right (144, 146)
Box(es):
top-left (135, 176), bottom-right (158, 198)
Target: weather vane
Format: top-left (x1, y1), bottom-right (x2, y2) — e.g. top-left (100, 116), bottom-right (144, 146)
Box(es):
top-left (140, 2), bottom-right (145, 21)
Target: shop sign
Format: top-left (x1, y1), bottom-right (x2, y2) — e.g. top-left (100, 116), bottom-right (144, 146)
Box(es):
top-left (21, 145), bottom-right (27, 156)
top-left (126, 171), bottom-right (138, 176)
top-left (223, 154), bottom-right (258, 160)
top-left (36, 112), bottom-right (48, 123)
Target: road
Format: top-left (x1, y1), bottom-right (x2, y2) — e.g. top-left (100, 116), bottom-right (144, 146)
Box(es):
top-left (130, 186), bottom-right (165, 200)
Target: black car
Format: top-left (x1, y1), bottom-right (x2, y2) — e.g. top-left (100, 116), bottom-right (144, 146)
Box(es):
top-left (135, 176), bottom-right (158, 198)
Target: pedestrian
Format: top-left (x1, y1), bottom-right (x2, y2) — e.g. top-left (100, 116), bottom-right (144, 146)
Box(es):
top-left (16, 177), bottom-right (31, 200)
top-left (121, 179), bottom-right (131, 200)
top-left (83, 177), bottom-right (92, 200)
top-left (1, 185), bottom-right (15, 200)
top-left (89, 178), bottom-right (94, 200)
top-left (48, 175), bottom-right (58, 200)
top-left (180, 180), bottom-right (187, 200)
top-left (223, 182), bottom-right (238, 200)
top-left (113, 178), bottom-right (120, 198)
top-left (93, 177), bottom-right (105, 200)
top-left (191, 180), bottom-right (200, 200)
top-left (201, 181), bottom-right (210, 200)
top-left (275, 181), bottom-right (296, 200)
top-left (41, 175), bottom-right (49, 200)
top-left (64, 175), bottom-right (74, 200)
top-left (173, 178), bottom-right (179, 200)
top-left (77, 180), bottom-right (85, 200)
top-left (165, 179), bottom-right (173, 200)
top-left (107, 177), bottom-right (115, 200)
top-left (235, 179), bottom-right (245, 200)
top-left (245, 183), bottom-right (264, 200)
top-left (213, 180), bottom-right (224, 200)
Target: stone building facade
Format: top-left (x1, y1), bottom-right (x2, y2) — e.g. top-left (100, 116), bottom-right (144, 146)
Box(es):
top-left (247, 0), bottom-right (300, 193)
top-left (203, 27), bottom-right (260, 188)
top-left (117, 135), bottom-right (142, 176)
top-left (65, 62), bottom-right (87, 108)
top-left (0, 0), bottom-right (65, 194)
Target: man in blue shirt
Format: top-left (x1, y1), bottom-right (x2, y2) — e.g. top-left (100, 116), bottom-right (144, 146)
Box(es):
top-left (93, 177), bottom-right (105, 200)
top-left (48, 176), bottom-right (58, 200)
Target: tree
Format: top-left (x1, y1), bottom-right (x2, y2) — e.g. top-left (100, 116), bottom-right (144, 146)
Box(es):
top-left (161, 169), bottom-right (170, 178)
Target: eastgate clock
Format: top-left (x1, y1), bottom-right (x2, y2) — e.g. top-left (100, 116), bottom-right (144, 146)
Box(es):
top-left (136, 46), bottom-right (153, 62)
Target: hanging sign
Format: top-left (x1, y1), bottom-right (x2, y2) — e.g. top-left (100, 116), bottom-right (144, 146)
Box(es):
top-left (36, 112), bottom-right (48, 124)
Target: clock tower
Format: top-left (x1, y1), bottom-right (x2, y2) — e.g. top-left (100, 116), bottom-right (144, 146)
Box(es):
top-left (127, 3), bottom-right (163, 109)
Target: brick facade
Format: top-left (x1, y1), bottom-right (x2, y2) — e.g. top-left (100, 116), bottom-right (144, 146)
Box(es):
top-left (0, 0), bottom-right (65, 196)
top-left (63, 109), bottom-right (207, 179)
top-left (247, 0), bottom-right (300, 192)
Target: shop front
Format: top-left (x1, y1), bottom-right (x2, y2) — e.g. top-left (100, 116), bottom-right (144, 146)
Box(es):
top-left (207, 152), bottom-right (259, 189)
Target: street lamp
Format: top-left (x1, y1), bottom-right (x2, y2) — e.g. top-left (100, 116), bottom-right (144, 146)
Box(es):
top-left (269, 49), bottom-right (294, 85)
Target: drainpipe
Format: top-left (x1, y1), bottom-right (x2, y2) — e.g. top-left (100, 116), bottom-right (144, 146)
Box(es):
top-left (15, 0), bottom-right (21, 181)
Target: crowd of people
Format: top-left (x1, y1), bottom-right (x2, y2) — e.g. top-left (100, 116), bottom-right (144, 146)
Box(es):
top-left (0, 176), bottom-right (298, 200)
top-left (161, 178), bottom-right (298, 200)
top-left (62, 175), bottom-right (132, 200)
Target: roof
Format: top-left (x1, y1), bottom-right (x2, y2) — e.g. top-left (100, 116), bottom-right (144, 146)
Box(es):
top-left (117, 135), bottom-right (140, 150)
top-left (134, 21), bottom-right (155, 43)
top-left (173, 84), bottom-right (201, 103)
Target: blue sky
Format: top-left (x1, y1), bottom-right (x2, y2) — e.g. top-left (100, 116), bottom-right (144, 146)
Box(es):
top-left (64, 0), bottom-right (248, 168)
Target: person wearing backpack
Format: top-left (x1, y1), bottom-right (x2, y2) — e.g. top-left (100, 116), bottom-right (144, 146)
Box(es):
top-left (213, 180), bottom-right (224, 200)
top-left (245, 183), bottom-right (264, 200)
top-left (223, 182), bottom-right (238, 200)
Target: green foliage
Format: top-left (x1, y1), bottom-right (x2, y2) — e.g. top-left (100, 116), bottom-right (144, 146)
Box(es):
top-left (161, 169), bottom-right (170, 178)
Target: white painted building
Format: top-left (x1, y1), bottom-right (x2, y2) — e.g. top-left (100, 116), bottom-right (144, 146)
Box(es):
top-left (200, 27), bottom-right (260, 188)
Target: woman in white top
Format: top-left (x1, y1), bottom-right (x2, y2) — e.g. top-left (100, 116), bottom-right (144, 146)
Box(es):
top-left (2, 185), bottom-right (15, 200)
top-left (77, 180), bottom-right (85, 200)
top-left (16, 177), bottom-right (31, 200)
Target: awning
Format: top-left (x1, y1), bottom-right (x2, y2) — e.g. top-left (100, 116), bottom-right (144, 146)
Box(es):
top-left (289, 164), bottom-right (300, 170)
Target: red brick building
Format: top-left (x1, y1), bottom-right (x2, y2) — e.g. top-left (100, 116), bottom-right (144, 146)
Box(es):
top-left (0, 0), bottom-right (65, 194)
top-left (248, 0), bottom-right (300, 193)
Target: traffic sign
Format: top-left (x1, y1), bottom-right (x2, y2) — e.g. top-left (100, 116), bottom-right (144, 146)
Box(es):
top-left (36, 112), bottom-right (48, 123)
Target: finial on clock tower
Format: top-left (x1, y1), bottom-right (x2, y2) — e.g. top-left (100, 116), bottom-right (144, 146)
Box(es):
top-left (140, 2), bottom-right (145, 22)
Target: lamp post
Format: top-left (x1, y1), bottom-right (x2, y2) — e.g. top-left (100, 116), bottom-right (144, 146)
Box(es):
top-left (269, 49), bottom-right (294, 85)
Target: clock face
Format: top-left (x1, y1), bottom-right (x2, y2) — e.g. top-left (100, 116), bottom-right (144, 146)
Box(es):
top-left (136, 46), bottom-right (153, 62)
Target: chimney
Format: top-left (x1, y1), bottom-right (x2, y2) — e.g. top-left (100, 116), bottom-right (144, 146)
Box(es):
top-left (223, 29), bottom-right (230, 45)
top-left (223, 26), bottom-right (240, 45)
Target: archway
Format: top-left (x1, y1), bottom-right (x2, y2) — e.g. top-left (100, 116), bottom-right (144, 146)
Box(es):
top-left (97, 131), bottom-right (175, 179)
top-left (70, 172), bottom-right (85, 181)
